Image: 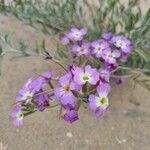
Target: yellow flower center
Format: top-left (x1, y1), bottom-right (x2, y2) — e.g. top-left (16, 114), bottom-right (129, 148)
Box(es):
top-left (117, 41), bottom-right (125, 48)
top-left (96, 46), bottom-right (102, 51)
top-left (25, 95), bottom-right (32, 99)
top-left (64, 85), bottom-right (71, 92)
top-left (80, 47), bottom-right (85, 52)
top-left (99, 97), bottom-right (107, 106)
top-left (75, 32), bottom-right (80, 37)
top-left (83, 75), bottom-right (89, 81)
top-left (108, 53), bottom-right (113, 58)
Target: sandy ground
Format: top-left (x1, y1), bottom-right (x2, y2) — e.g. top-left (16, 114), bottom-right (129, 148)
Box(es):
top-left (0, 1), bottom-right (150, 150)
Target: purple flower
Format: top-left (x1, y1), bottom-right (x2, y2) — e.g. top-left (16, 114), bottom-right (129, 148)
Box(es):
top-left (121, 52), bottom-right (130, 62)
top-left (91, 40), bottom-right (109, 58)
top-left (89, 83), bottom-right (111, 117)
top-left (64, 110), bottom-right (79, 123)
top-left (36, 93), bottom-right (50, 111)
top-left (54, 73), bottom-right (80, 106)
top-left (11, 105), bottom-right (24, 127)
top-left (116, 78), bottom-right (125, 85)
top-left (95, 107), bottom-right (106, 118)
top-left (71, 42), bottom-right (91, 57)
top-left (24, 78), bottom-right (33, 88)
top-left (105, 62), bottom-right (118, 72)
top-left (99, 68), bottom-right (110, 83)
top-left (67, 28), bottom-right (87, 41)
top-left (68, 64), bottom-right (77, 76)
top-left (16, 87), bottom-right (34, 104)
top-left (73, 65), bottom-right (100, 85)
top-left (62, 104), bottom-right (75, 110)
top-left (30, 71), bottom-right (54, 91)
top-left (102, 49), bottom-right (121, 64)
top-left (42, 71), bottom-right (55, 79)
top-left (16, 78), bottom-right (34, 103)
top-left (111, 36), bottom-right (132, 53)
top-left (16, 71), bottom-right (54, 104)
top-left (61, 35), bottom-right (70, 45)
top-left (102, 32), bottom-right (112, 40)
top-left (29, 77), bottom-right (47, 92)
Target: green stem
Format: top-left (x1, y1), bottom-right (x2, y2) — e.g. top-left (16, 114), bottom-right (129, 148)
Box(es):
top-left (48, 81), bottom-right (54, 89)
top-left (50, 103), bottom-right (59, 108)
top-left (110, 74), bottom-right (135, 78)
top-left (118, 66), bottom-right (150, 73)
top-left (75, 100), bottom-right (82, 111)
top-left (50, 58), bottom-right (68, 72)
top-left (24, 109), bottom-right (37, 116)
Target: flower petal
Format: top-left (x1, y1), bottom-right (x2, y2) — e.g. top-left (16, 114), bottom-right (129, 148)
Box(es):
top-left (113, 50), bottom-right (121, 58)
top-left (89, 95), bottom-right (99, 111)
top-left (95, 107), bottom-right (106, 118)
top-left (97, 83), bottom-right (111, 96)
top-left (59, 73), bottom-right (72, 87)
top-left (54, 87), bottom-right (65, 101)
top-left (61, 92), bottom-right (76, 105)
top-left (64, 110), bottom-right (79, 123)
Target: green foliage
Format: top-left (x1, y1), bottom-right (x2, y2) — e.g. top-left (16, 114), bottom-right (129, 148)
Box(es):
top-left (0, 34), bottom-right (30, 57)
top-left (1, 1), bottom-right (149, 45)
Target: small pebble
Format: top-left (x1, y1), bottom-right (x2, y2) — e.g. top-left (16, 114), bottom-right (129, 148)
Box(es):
top-left (116, 137), bottom-right (127, 144)
top-left (16, 129), bottom-right (19, 132)
top-left (66, 132), bottom-right (73, 138)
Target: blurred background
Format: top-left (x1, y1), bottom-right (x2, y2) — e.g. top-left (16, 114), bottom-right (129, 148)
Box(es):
top-left (0, 0), bottom-right (150, 150)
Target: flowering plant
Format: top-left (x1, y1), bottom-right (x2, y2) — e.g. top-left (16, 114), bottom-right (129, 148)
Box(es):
top-left (0, 0), bottom-right (149, 127)
top-left (11, 28), bottom-right (134, 126)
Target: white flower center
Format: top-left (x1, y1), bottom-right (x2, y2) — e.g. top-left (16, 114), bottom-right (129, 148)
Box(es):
top-left (96, 45), bottom-right (103, 52)
top-left (80, 47), bottom-right (85, 52)
top-left (108, 53), bottom-right (113, 58)
top-left (64, 84), bottom-right (71, 92)
top-left (24, 92), bottom-right (33, 100)
top-left (16, 112), bottom-right (24, 120)
top-left (116, 40), bottom-right (125, 48)
top-left (100, 70), bottom-right (107, 77)
top-left (74, 32), bottom-right (81, 37)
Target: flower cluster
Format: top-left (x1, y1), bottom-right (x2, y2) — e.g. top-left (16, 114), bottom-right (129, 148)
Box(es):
top-left (11, 28), bottom-right (132, 126)
top-left (62, 28), bottom-right (132, 70)
top-left (11, 71), bottom-right (54, 126)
